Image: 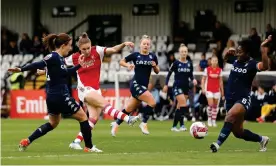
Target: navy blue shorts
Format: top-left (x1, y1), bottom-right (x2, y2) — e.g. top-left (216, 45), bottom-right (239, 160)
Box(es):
top-left (130, 80), bottom-right (147, 100)
top-left (172, 85), bottom-right (189, 97)
top-left (46, 91), bottom-right (80, 116)
top-left (225, 95), bottom-right (252, 112)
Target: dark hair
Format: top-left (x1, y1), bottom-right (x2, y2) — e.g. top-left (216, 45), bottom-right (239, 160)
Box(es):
top-left (22, 33), bottom-right (30, 40)
top-left (251, 27), bottom-right (257, 34)
top-left (77, 32), bottom-right (91, 47)
top-left (238, 39), bottom-right (254, 55)
top-left (43, 33), bottom-right (71, 52)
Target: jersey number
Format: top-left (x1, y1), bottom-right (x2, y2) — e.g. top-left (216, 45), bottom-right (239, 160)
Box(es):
top-left (242, 98), bottom-right (247, 104)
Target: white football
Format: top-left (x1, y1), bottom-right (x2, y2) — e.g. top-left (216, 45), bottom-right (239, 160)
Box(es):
top-left (190, 122), bottom-right (208, 139)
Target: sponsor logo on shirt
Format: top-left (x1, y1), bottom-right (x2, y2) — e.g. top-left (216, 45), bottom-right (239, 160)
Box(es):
top-left (135, 60), bottom-right (152, 65)
top-left (231, 66), bottom-right (247, 73)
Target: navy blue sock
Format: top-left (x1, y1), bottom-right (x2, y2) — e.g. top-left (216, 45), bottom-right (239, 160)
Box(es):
top-left (116, 109), bottom-right (130, 125)
top-left (173, 109), bottom-right (180, 127)
top-left (142, 105), bottom-right (153, 123)
top-left (216, 122), bottom-right (233, 146)
top-left (80, 120), bottom-right (93, 149)
top-left (241, 129), bottom-right (262, 142)
top-left (179, 107), bottom-right (188, 127)
top-left (28, 122), bottom-right (54, 143)
top-left (142, 113), bottom-right (150, 123)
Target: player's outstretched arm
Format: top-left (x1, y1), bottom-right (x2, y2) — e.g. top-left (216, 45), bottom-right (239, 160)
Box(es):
top-left (67, 54), bottom-right (86, 74)
top-left (105, 42), bottom-right (134, 56)
top-left (257, 35), bottom-right (272, 71)
top-left (120, 53), bottom-right (135, 70)
top-left (67, 64), bottom-right (81, 74)
top-left (8, 61), bottom-right (46, 73)
top-left (119, 59), bottom-right (134, 70)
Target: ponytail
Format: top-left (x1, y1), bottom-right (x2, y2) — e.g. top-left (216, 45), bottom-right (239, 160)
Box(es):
top-left (42, 33), bottom-right (71, 52)
top-left (43, 34), bottom-right (58, 52)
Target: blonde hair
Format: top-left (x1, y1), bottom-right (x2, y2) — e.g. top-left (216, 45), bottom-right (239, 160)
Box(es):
top-left (140, 34), bottom-right (151, 41)
top-left (77, 32), bottom-right (91, 47)
top-left (179, 43), bottom-right (187, 49)
top-left (211, 55), bottom-right (218, 59)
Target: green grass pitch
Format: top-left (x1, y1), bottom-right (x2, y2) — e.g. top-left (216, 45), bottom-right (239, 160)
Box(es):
top-left (1, 119), bottom-right (275, 165)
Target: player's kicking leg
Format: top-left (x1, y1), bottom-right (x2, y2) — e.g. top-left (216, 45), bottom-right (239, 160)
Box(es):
top-left (110, 109), bottom-right (131, 137)
top-left (85, 91), bottom-right (139, 126)
top-left (111, 97), bottom-right (141, 137)
top-left (210, 103), bottom-right (269, 153)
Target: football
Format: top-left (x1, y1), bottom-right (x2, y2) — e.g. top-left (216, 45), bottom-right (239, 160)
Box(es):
top-left (190, 122), bottom-right (208, 139)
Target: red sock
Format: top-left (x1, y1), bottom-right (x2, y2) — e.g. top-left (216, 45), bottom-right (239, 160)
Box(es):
top-left (88, 117), bottom-right (98, 129)
top-left (74, 132), bottom-right (84, 143)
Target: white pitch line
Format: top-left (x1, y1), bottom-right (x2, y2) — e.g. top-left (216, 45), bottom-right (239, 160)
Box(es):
top-left (2, 149), bottom-right (274, 159)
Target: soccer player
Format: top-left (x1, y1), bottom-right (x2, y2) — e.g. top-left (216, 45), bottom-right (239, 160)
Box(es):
top-left (201, 56), bottom-right (224, 127)
top-left (66, 33), bottom-right (138, 150)
top-left (8, 33), bottom-right (100, 152)
top-left (110, 35), bottom-right (160, 136)
top-left (37, 33), bottom-right (139, 150)
top-left (210, 36), bottom-right (272, 153)
top-left (163, 44), bottom-right (197, 132)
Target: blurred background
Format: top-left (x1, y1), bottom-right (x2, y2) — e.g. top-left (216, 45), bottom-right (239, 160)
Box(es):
top-left (1, 0), bottom-right (276, 123)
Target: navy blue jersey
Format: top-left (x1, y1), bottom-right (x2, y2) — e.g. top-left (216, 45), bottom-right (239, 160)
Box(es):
top-left (125, 52), bottom-right (158, 86)
top-left (225, 58), bottom-right (260, 101)
top-left (165, 60), bottom-right (194, 87)
top-left (21, 52), bottom-right (81, 115)
top-left (44, 52), bottom-right (70, 87)
top-left (21, 52), bottom-right (80, 91)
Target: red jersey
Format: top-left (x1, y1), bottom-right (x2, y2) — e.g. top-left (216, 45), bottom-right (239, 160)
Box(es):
top-left (65, 46), bottom-right (106, 90)
top-left (204, 66), bottom-right (222, 93)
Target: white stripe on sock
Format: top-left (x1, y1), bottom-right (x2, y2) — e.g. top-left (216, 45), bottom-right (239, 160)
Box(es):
top-left (110, 109), bottom-right (116, 117)
top-left (117, 111), bottom-right (123, 119)
top-left (104, 105), bottom-right (112, 114)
